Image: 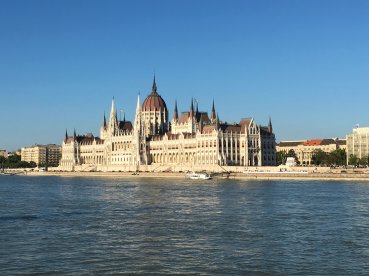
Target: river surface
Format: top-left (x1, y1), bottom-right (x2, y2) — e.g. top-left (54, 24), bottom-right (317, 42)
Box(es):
top-left (1, 176), bottom-right (369, 275)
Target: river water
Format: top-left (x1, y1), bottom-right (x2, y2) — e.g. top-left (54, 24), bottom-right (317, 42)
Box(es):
top-left (1, 176), bottom-right (369, 275)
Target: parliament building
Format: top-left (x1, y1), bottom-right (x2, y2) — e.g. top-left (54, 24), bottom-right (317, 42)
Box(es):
top-left (59, 78), bottom-right (276, 172)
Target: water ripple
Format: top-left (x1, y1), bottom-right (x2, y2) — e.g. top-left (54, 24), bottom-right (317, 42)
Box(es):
top-left (1, 176), bottom-right (369, 274)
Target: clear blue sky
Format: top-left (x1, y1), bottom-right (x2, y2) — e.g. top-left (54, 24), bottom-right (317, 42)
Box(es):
top-left (1, 0), bottom-right (369, 151)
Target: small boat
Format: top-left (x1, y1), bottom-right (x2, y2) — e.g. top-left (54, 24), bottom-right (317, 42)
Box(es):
top-left (186, 172), bottom-right (212, 180)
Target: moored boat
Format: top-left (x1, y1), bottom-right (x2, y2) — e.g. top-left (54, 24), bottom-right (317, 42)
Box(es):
top-left (186, 172), bottom-right (212, 180)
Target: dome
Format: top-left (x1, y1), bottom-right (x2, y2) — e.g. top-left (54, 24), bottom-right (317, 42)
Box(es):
top-left (142, 77), bottom-right (167, 112)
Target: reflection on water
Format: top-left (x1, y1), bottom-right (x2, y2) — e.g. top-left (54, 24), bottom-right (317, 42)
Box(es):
top-left (1, 176), bottom-right (369, 274)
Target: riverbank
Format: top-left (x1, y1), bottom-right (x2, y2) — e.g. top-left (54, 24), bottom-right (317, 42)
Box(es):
top-left (21, 170), bottom-right (369, 181)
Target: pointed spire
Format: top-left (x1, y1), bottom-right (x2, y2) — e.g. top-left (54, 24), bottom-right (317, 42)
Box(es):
top-left (173, 99), bottom-right (178, 121)
top-left (110, 97), bottom-right (115, 116)
top-left (211, 99), bottom-right (216, 122)
top-left (134, 93), bottom-right (142, 135)
top-left (103, 112), bottom-right (107, 128)
top-left (123, 112), bottom-right (126, 122)
top-left (151, 75), bottom-right (157, 94)
top-left (195, 99), bottom-right (198, 115)
top-left (199, 113), bottom-right (203, 132)
top-left (268, 116), bottom-right (273, 133)
top-left (190, 98), bottom-right (194, 119)
top-left (136, 93), bottom-right (141, 112)
top-left (64, 129), bottom-right (68, 143)
top-left (73, 129), bottom-right (76, 140)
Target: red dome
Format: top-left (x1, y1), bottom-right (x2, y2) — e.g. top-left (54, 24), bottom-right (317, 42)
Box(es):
top-left (142, 92), bottom-right (167, 112)
top-left (142, 77), bottom-right (167, 112)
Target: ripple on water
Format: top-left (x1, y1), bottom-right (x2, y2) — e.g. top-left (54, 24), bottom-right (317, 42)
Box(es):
top-left (1, 176), bottom-right (369, 274)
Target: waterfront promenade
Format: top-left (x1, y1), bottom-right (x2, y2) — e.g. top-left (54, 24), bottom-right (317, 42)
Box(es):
top-left (19, 168), bottom-right (369, 181)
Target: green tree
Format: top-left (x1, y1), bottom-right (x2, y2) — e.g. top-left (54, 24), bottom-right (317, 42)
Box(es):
top-left (329, 148), bottom-right (347, 166)
top-left (358, 156), bottom-right (368, 167)
top-left (276, 151), bottom-right (287, 165)
top-left (7, 154), bottom-right (21, 164)
top-left (311, 149), bottom-right (328, 166)
top-left (348, 154), bottom-right (359, 166)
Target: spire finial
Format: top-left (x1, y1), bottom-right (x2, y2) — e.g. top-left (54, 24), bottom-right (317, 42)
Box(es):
top-left (73, 129), bottom-right (76, 140)
top-left (152, 75), bottom-right (157, 94)
top-left (268, 116), bottom-right (273, 133)
top-left (110, 97), bottom-right (116, 117)
top-left (189, 98), bottom-right (194, 119)
top-left (103, 111), bottom-right (107, 128)
top-left (211, 99), bottom-right (216, 122)
top-left (64, 129), bottom-right (68, 142)
top-left (173, 99), bottom-right (178, 121)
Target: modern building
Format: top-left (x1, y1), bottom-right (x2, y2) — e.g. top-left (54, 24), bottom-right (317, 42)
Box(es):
top-left (21, 144), bottom-right (62, 166)
top-left (277, 138), bottom-right (346, 165)
top-left (346, 127), bottom-right (369, 163)
top-left (59, 77), bottom-right (276, 172)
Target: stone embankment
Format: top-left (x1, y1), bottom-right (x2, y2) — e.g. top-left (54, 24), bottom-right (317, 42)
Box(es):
top-left (22, 169), bottom-right (369, 181)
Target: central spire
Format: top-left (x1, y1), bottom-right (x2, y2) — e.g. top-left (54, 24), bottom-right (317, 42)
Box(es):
top-left (151, 75), bottom-right (157, 94)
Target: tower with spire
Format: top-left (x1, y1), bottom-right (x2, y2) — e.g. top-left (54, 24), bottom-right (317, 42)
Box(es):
top-left (108, 97), bottom-right (118, 134)
top-left (64, 129), bottom-right (68, 143)
top-left (141, 76), bottom-right (169, 136)
top-left (211, 99), bottom-right (216, 123)
top-left (268, 117), bottom-right (273, 133)
top-left (173, 100), bottom-right (178, 122)
top-left (133, 94), bottom-right (147, 168)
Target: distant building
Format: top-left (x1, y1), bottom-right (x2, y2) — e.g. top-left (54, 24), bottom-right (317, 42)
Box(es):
top-left (277, 138), bottom-right (346, 165)
top-left (346, 127), bottom-right (369, 163)
top-left (0, 150), bottom-right (7, 158)
top-left (59, 77), bottom-right (276, 172)
top-left (21, 144), bottom-right (61, 166)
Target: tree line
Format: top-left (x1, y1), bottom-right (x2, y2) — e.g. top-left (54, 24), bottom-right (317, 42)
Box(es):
top-left (277, 148), bottom-right (350, 166)
top-left (0, 154), bottom-right (37, 169)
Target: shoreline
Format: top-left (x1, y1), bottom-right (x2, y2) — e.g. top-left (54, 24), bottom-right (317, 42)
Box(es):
top-left (18, 171), bottom-right (369, 182)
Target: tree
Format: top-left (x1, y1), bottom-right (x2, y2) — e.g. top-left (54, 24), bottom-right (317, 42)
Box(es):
top-left (276, 151), bottom-right (287, 165)
top-left (358, 156), bottom-right (368, 167)
top-left (348, 154), bottom-right (359, 166)
top-left (7, 154), bottom-right (21, 163)
top-left (311, 149), bottom-right (328, 166)
top-left (329, 148), bottom-right (347, 166)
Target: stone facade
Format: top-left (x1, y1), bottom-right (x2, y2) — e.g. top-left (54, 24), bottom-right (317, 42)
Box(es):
top-left (59, 78), bottom-right (276, 172)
